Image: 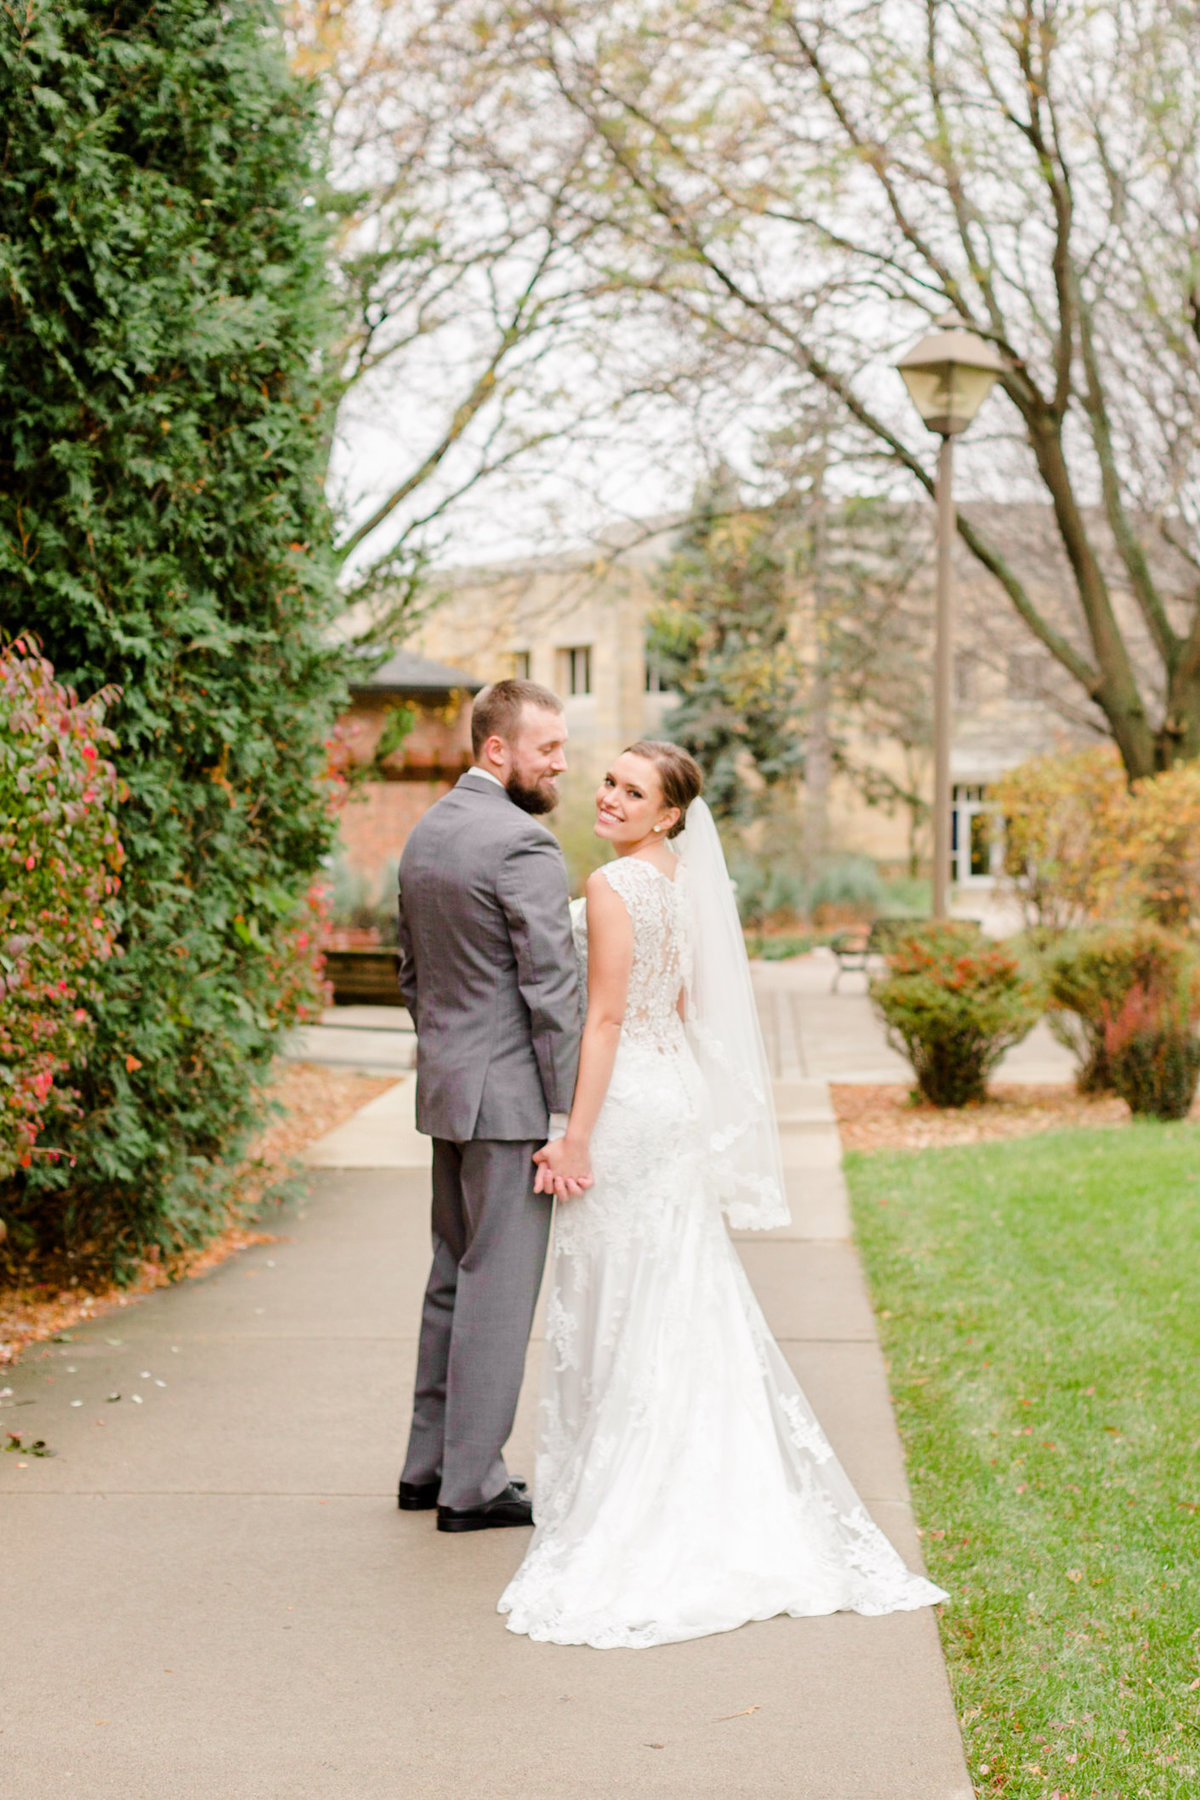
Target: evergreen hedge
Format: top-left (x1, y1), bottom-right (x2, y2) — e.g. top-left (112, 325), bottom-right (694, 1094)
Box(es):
top-left (0, 0), bottom-right (345, 1267)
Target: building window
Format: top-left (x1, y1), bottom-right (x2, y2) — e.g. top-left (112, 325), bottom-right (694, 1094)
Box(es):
top-left (560, 645), bottom-right (592, 696)
top-left (950, 784), bottom-right (1002, 886)
top-left (645, 662), bottom-right (672, 693)
top-left (953, 651), bottom-right (976, 705)
top-left (1007, 651), bottom-right (1041, 700)
top-left (512, 650), bottom-right (531, 680)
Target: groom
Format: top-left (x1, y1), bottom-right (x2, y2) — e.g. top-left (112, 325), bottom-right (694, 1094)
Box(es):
top-left (395, 679), bottom-right (584, 1532)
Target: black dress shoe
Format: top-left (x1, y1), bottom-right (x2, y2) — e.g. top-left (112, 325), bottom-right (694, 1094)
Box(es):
top-left (398, 1478), bottom-right (441, 1511)
top-left (400, 1475), bottom-right (527, 1512)
top-left (437, 1481), bottom-right (534, 1533)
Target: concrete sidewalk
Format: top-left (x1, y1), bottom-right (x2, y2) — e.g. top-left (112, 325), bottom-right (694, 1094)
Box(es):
top-left (1, 989), bottom-right (973, 1799)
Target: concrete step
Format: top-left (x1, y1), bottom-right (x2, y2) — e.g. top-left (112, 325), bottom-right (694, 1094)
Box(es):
top-left (284, 1022), bottom-right (417, 1073)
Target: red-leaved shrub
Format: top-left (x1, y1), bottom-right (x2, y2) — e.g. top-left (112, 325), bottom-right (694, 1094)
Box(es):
top-left (0, 638), bottom-right (124, 1182)
top-left (1103, 978), bottom-right (1200, 1120)
top-left (871, 922), bottom-right (1042, 1107)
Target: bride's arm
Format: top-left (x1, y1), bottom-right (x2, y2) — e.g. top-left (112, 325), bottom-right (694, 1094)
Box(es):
top-left (533, 871), bottom-right (631, 1196)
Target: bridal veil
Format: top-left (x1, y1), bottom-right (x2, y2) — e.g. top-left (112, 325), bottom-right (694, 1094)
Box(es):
top-left (677, 798), bottom-right (790, 1232)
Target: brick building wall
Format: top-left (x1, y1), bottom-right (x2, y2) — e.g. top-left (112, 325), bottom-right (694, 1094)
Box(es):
top-left (337, 778), bottom-right (451, 892)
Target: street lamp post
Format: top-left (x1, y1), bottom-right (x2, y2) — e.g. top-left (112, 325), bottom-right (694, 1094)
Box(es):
top-left (895, 319), bottom-right (1005, 919)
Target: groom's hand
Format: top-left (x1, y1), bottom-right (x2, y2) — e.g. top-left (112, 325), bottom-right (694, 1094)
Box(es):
top-left (533, 1136), bottom-right (593, 1201)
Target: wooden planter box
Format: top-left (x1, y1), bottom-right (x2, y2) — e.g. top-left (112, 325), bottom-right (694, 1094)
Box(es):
top-left (323, 948), bottom-right (404, 1007)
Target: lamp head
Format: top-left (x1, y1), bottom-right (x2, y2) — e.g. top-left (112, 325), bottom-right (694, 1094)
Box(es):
top-left (896, 315), bottom-right (1006, 436)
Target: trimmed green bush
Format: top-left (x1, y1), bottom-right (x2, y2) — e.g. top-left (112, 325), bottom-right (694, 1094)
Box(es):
top-left (0, 638), bottom-right (123, 1187)
top-left (0, 0), bottom-right (343, 1267)
top-left (727, 846), bottom-right (808, 928)
top-left (807, 853), bottom-right (886, 919)
top-left (871, 923), bottom-right (1042, 1108)
top-left (328, 855), bottom-right (399, 947)
top-left (1044, 922), bottom-right (1195, 1094)
top-left (743, 932), bottom-right (813, 962)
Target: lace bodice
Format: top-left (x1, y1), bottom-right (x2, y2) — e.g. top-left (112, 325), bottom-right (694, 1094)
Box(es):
top-left (572, 857), bottom-right (691, 1052)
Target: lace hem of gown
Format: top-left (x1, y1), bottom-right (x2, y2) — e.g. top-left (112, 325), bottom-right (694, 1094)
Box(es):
top-left (498, 1186), bottom-right (948, 1647)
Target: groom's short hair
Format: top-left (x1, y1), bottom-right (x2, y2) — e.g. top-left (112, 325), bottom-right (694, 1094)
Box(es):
top-left (471, 678), bottom-right (564, 757)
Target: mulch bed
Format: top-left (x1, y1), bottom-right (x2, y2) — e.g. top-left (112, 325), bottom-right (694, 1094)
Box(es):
top-left (0, 1062), bottom-right (398, 1365)
top-left (829, 1081), bottom-right (1169, 1154)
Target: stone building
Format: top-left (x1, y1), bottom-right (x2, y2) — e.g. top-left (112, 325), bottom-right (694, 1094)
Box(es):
top-left (411, 525), bottom-right (680, 780)
top-left (397, 526), bottom-right (683, 885)
top-left (344, 500), bottom-right (1172, 908)
top-left (402, 510), bottom-right (1096, 901)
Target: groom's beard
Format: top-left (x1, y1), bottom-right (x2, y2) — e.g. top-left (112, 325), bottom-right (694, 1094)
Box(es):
top-left (506, 772), bottom-right (559, 815)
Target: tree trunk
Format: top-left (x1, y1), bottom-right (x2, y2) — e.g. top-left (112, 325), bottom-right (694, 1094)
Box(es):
top-left (803, 666), bottom-right (833, 871)
top-left (802, 445), bottom-right (832, 886)
top-left (1019, 409), bottom-right (1158, 781)
top-left (1158, 645), bottom-right (1200, 770)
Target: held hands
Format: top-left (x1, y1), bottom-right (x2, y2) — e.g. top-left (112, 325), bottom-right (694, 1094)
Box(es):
top-left (533, 1134), bottom-right (594, 1201)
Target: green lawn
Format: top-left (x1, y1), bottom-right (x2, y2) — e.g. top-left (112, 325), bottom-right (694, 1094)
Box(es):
top-left (846, 1125), bottom-right (1200, 1799)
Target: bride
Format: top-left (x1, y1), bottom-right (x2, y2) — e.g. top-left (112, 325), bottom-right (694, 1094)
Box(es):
top-left (499, 740), bottom-right (947, 1650)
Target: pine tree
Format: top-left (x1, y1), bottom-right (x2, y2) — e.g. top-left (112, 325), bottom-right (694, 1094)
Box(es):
top-left (647, 482), bottom-right (804, 821)
top-left (0, 0), bottom-right (344, 1263)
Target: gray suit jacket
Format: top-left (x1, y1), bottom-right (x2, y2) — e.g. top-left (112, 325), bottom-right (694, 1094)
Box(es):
top-left (396, 771), bottom-right (582, 1141)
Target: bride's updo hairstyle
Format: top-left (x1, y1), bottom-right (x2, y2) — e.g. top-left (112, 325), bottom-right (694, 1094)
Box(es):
top-left (622, 740), bottom-right (703, 838)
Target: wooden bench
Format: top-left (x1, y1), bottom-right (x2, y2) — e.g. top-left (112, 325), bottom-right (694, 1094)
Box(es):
top-left (323, 947), bottom-right (405, 1006)
top-left (828, 918), bottom-right (919, 991)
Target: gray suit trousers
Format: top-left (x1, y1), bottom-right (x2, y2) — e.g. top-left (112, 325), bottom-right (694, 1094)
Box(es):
top-left (402, 1138), bottom-right (552, 1510)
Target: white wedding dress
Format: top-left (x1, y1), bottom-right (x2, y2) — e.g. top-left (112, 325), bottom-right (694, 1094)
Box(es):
top-left (498, 851), bottom-right (947, 1649)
